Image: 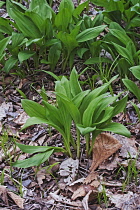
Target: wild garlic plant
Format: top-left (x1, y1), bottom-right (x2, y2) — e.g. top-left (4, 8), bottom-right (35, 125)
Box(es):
top-left (20, 68), bottom-right (130, 160)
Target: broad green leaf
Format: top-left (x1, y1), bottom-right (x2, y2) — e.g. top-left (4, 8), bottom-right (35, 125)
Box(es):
top-left (59, 0), bottom-right (74, 12)
top-left (99, 122), bottom-right (131, 137)
top-left (18, 51), bottom-right (36, 63)
top-left (122, 79), bottom-right (140, 102)
top-left (93, 107), bottom-right (114, 125)
top-left (26, 37), bottom-right (43, 47)
top-left (58, 76), bottom-right (72, 99)
top-left (85, 57), bottom-right (112, 64)
top-left (76, 25), bottom-right (107, 42)
top-left (109, 22), bottom-right (126, 32)
top-left (130, 66), bottom-right (140, 80)
top-left (73, 1), bottom-right (88, 18)
top-left (57, 31), bottom-right (78, 54)
top-left (0, 1), bottom-right (5, 7)
top-left (21, 117), bottom-right (66, 139)
top-left (128, 16), bottom-right (140, 27)
top-left (57, 93), bottom-right (81, 124)
top-left (90, 0), bottom-right (108, 7)
top-left (29, 0), bottom-right (55, 20)
top-left (6, 0), bottom-right (26, 18)
top-left (112, 94), bottom-right (128, 116)
top-left (70, 67), bottom-right (82, 97)
top-left (0, 37), bottom-right (11, 58)
top-left (3, 56), bottom-right (18, 73)
top-left (0, 17), bottom-right (13, 34)
top-left (79, 85), bottom-right (109, 114)
top-left (55, 8), bottom-right (72, 32)
top-left (109, 29), bottom-right (133, 46)
top-left (15, 142), bottom-right (65, 153)
top-left (12, 32), bottom-right (24, 48)
top-left (42, 101), bottom-right (63, 128)
top-left (82, 94), bottom-right (107, 127)
top-left (112, 42), bottom-right (134, 65)
top-left (25, 11), bottom-right (44, 34)
top-left (12, 150), bottom-right (54, 168)
top-left (131, 102), bottom-right (140, 120)
top-left (22, 99), bottom-right (46, 118)
top-left (103, 10), bottom-right (122, 24)
top-left (92, 96), bottom-right (118, 123)
top-left (131, 3), bottom-right (140, 14)
top-left (72, 90), bottom-right (90, 108)
top-left (76, 124), bottom-right (96, 135)
top-left (9, 9), bottom-right (41, 38)
top-left (77, 48), bottom-right (88, 59)
top-left (48, 42), bottom-right (61, 71)
top-left (41, 70), bottom-right (60, 81)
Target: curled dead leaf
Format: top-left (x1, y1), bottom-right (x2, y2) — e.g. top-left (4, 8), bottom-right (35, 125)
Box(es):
top-left (90, 133), bottom-right (122, 172)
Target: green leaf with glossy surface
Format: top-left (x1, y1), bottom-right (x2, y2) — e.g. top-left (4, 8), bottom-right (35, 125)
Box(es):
top-left (18, 51), bottom-right (36, 63)
top-left (99, 122), bottom-right (131, 137)
top-left (0, 37), bottom-right (11, 58)
top-left (130, 66), bottom-right (140, 80)
top-left (122, 79), bottom-right (140, 102)
top-left (76, 25), bottom-right (107, 42)
top-left (22, 99), bottom-right (46, 118)
top-left (3, 56), bottom-right (18, 73)
top-left (12, 150), bottom-right (54, 168)
top-left (0, 17), bottom-right (13, 34)
top-left (16, 142), bottom-right (65, 153)
top-left (9, 9), bottom-right (41, 38)
top-left (76, 124), bottom-right (96, 135)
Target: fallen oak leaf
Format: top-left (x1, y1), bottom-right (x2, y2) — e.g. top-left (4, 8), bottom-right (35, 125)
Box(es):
top-left (90, 133), bottom-right (122, 172)
top-left (8, 191), bottom-right (24, 209)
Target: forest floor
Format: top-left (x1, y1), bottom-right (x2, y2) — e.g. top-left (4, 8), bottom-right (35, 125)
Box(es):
top-left (0, 1), bottom-right (140, 210)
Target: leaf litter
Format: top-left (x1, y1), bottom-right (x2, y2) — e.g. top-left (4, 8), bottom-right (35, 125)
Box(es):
top-left (0, 5), bottom-right (140, 209)
top-left (0, 78), bottom-right (140, 209)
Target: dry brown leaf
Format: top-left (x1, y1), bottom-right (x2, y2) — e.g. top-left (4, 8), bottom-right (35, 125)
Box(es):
top-left (72, 184), bottom-right (96, 201)
top-left (50, 191), bottom-right (83, 207)
top-left (59, 158), bottom-right (79, 185)
top-left (71, 186), bottom-right (86, 200)
top-left (37, 134), bottom-right (46, 145)
top-left (90, 133), bottom-right (122, 172)
top-left (0, 185), bottom-right (9, 205)
top-left (0, 102), bottom-right (12, 121)
top-left (84, 171), bottom-right (98, 185)
top-left (14, 111), bottom-right (29, 125)
top-left (101, 181), bottom-right (122, 187)
top-left (36, 170), bottom-right (46, 185)
top-left (82, 190), bottom-right (92, 210)
top-left (98, 153), bottom-right (120, 170)
top-left (8, 192), bottom-right (24, 209)
top-left (113, 134), bottom-right (138, 158)
top-left (108, 191), bottom-right (140, 209)
top-left (90, 180), bottom-right (100, 188)
top-left (70, 178), bottom-right (85, 186)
